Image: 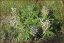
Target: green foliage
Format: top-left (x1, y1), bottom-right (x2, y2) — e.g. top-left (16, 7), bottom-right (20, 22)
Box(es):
top-left (43, 30), bottom-right (55, 39)
top-left (0, 29), bottom-right (8, 42)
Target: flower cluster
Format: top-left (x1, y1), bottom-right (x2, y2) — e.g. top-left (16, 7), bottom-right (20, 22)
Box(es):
top-left (30, 26), bottom-right (38, 36)
top-left (9, 8), bottom-right (20, 28)
top-left (9, 16), bottom-right (17, 26)
top-left (11, 8), bottom-right (17, 16)
top-left (42, 20), bottom-right (50, 33)
top-left (39, 18), bottom-right (51, 34)
top-left (41, 6), bottom-right (49, 16)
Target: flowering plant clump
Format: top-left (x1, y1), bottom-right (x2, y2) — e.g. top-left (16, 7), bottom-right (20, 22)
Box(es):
top-left (39, 6), bottom-right (51, 34)
top-left (0, 1), bottom-right (63, 42)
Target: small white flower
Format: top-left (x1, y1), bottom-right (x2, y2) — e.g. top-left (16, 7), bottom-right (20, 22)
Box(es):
top-left (11, 8), bottom-right (17, 13)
